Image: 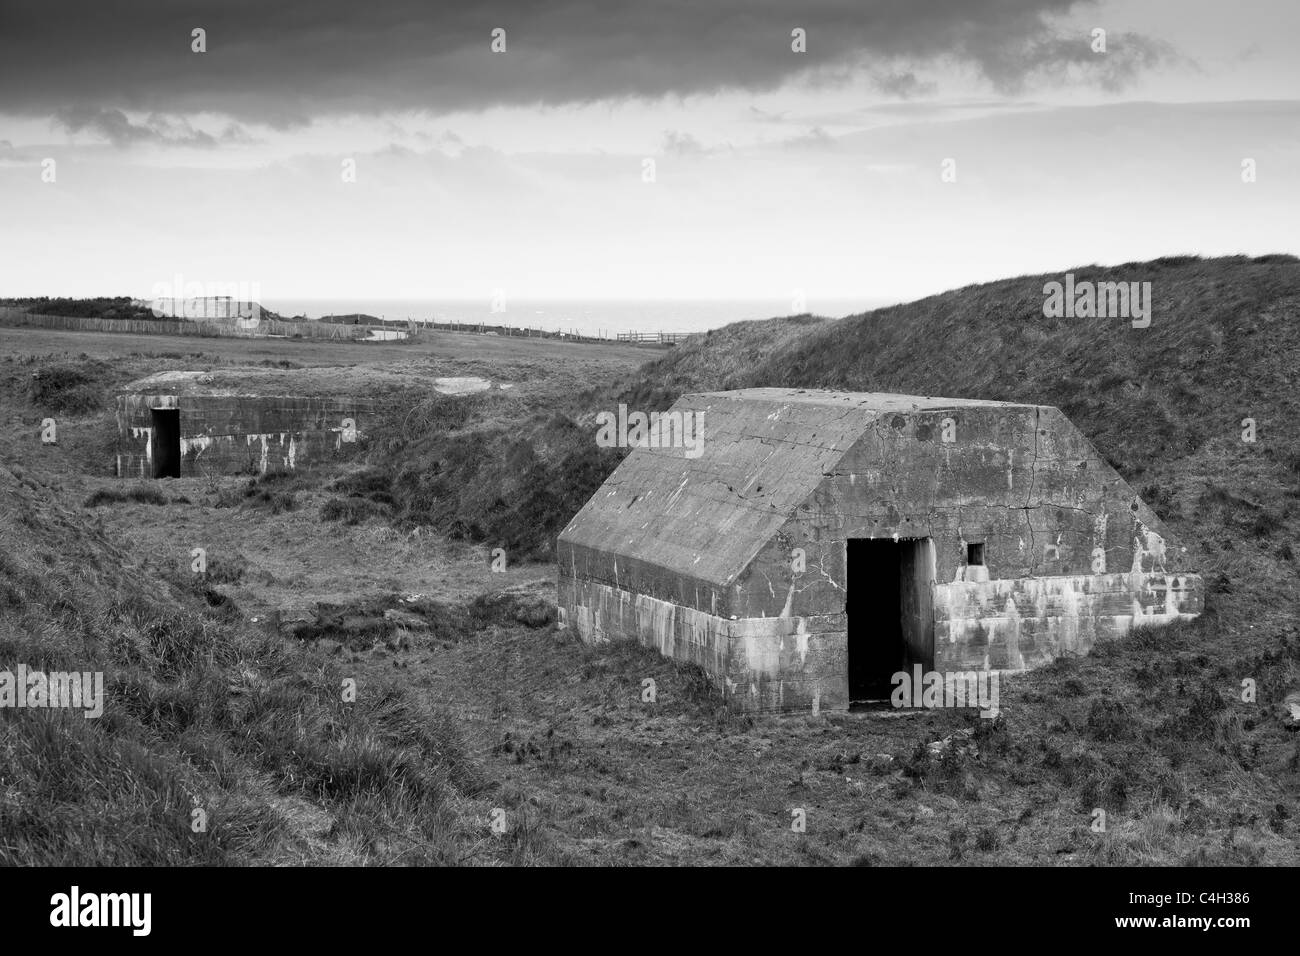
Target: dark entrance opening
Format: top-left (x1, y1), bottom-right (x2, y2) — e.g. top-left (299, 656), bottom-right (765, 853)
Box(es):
top-left (151, 408), bottom-right (180, 479)
top-left (847, 537), bottom-right (934, 707)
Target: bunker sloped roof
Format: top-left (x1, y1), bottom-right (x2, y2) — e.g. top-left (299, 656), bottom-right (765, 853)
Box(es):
top-left (119, 366), bottom-right (484, 399)
top-left (560, 388), bottom-right (1045, 588)
top-left (707, 388), bottom-right (1039, 412)
top-left (122, 368), bottom-right (399, 398)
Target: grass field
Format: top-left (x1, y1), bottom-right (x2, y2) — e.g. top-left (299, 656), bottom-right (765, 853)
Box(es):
top-left (0, 326), bottom-right (643, 865)
top-left (0, 324), bottom-right (657, 368)
top-left (2, 260), bottom-right (1298, 866)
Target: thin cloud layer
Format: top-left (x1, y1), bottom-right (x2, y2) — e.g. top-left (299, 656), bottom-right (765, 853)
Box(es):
top-left (1, 0), bottom-right (1174, 124)
top-left (52, 107), bottom-right (254, 148)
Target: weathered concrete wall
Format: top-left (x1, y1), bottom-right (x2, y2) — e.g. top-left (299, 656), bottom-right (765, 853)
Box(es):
top-left (115, 393), bottom-right (365, 477)
top-left (733, 403), bottom-right (1195, 619)
top-left (560, 572), bottom-right (847, 712)
top-left (727, 402), bottom-right (1202, 705)
top-left (561, 568), bottom-right (1203, 714)
top-left (899, 538), bottom-right (936, 669)
top-left (933, 571), bottom-right (1203, 671)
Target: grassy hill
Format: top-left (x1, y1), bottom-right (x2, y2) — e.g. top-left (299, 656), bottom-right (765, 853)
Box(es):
top-left (0, 330), bottom-right (645, 866)
top-left (0, 297), bottom-right (161, 321)
top-left (0, 460), bottom-right (492, 865)
top-left (726, 254), bottom-right (1300, 480)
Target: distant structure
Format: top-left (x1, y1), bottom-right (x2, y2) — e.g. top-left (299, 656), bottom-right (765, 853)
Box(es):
top-left (115, 369), bottom-right (368, 478)
top-left (137, 296), bottom-right (263, 323)
top-left (558, 389), bottom-right (1203, 714)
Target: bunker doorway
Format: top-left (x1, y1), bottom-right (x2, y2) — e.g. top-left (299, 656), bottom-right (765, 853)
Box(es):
top-left (151, 408), bottom-right (180, 479)
top-left (847, 537), bottom-right (935, 707)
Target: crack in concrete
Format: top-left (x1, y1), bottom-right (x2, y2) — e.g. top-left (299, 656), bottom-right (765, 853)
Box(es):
top-left (1025, 408), bottom-right (1040, 575)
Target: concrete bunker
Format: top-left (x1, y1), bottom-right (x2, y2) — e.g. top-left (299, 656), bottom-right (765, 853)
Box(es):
top-left (558, 388), bottom-right (1204, 714)
top-left (115, 369), bottom-right (375, 478)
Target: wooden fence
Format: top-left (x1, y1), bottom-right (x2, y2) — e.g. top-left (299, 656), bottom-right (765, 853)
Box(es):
top-left (615, 331), bottom-right (692, 345)
top-left (413, 319), bottom-right (689, 346)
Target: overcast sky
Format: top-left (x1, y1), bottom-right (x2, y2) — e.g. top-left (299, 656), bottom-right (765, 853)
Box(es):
top-left (0, 0), bottom-right (1296, 304)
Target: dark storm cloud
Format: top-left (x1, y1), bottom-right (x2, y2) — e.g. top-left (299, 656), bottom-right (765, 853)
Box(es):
top-left (983, 31), bottom-right (1181, 92)
top-left (0, 0), bottom-right (1174, 124)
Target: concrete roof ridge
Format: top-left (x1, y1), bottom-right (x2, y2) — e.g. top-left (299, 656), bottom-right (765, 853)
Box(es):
top-left (681, 386), bottom-right (1049, 411)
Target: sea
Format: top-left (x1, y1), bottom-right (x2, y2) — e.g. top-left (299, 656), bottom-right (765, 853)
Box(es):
top-left (257, 298), bottom-right (892, 339)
